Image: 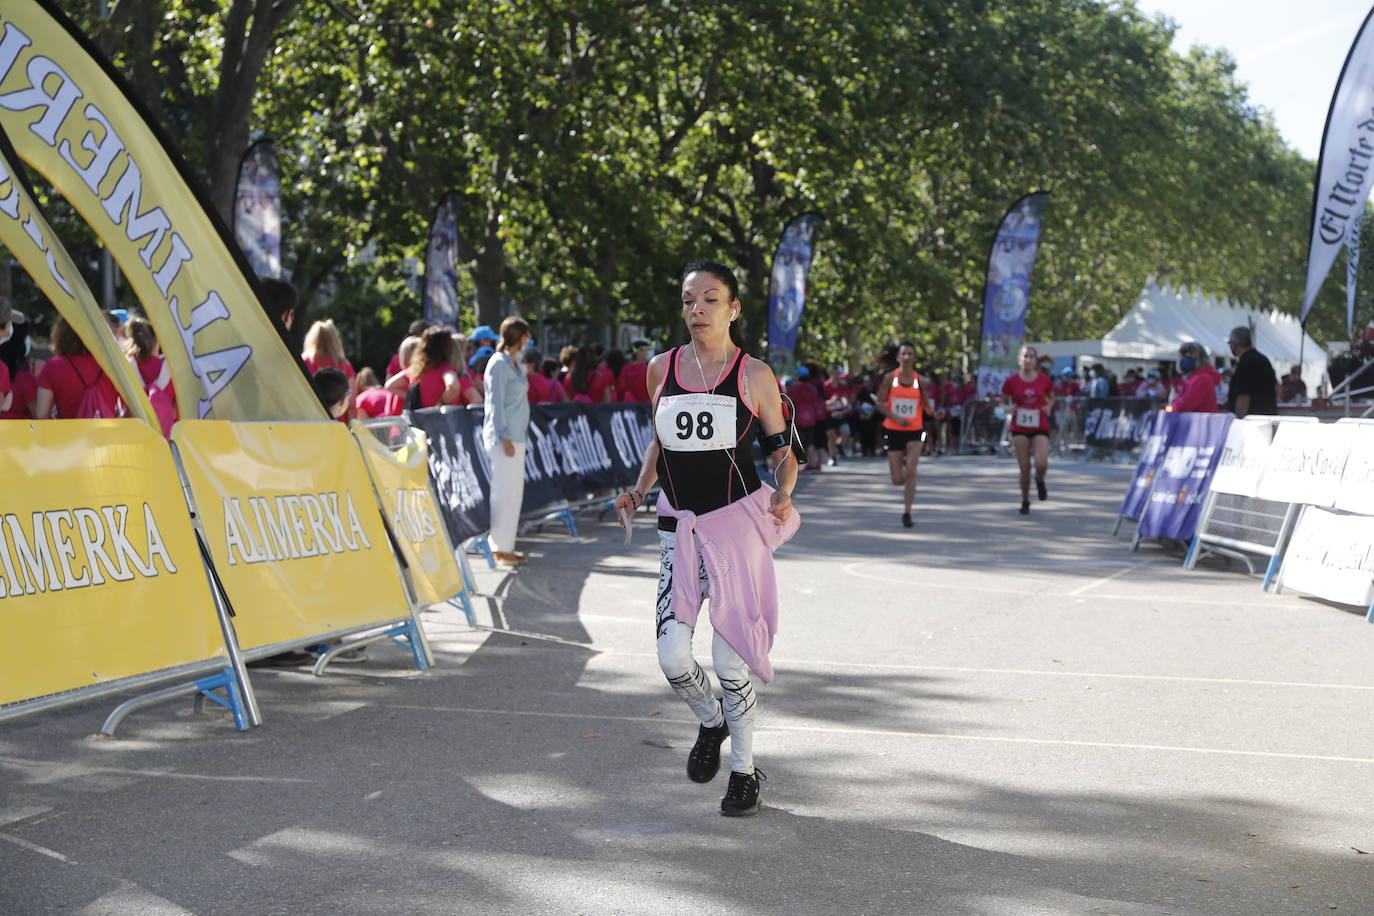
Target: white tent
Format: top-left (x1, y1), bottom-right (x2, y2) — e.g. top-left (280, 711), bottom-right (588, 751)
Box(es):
top-left (1028, 279), bottom-right (1327, 394)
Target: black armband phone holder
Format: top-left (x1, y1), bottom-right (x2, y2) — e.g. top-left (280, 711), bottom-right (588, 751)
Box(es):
top-left (759, 430), bottom-right (789, 453)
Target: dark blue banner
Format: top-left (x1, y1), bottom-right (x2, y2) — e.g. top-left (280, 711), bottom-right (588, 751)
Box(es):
top-left (976, 192), bottom-right (1048, 398)
top-left (1137, 413), bottom-right (1233, 540)
top-left (1119, 411), bottom-right (1169, 520)
top-left (233, 139), bottom-right (281, 278)
top-left (423, 191), bottom-right (462, 329)
top-left (766, 213), bottom-right (823, 375)
top-left (409, 403), bottom-right (652, 544)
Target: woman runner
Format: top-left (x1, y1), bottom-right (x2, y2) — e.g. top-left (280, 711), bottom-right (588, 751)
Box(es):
top-left (875, 342), bottom-right (930, 528)
top-left (1002, 345), bottom-right (1055, 514)
top-left (614, 260), bottom-right (798, 817)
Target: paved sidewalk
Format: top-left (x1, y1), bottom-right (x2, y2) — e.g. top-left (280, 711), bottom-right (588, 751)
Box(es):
top-left (2, 454), bottom-right (1372, 915)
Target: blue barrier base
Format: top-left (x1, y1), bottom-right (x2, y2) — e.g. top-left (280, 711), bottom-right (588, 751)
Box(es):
top-left (101, 667), bottom-right (249, 737)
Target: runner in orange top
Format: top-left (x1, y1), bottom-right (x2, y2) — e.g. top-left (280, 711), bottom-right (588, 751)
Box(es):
top-left (875, 341), bottom-right (932, 528)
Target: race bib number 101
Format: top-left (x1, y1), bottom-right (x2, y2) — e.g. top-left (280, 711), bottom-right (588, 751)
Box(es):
top-left (656, 394), bottom-right (735, 451)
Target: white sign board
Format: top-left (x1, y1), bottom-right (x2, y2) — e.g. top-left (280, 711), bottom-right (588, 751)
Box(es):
top-left (1256, 421), bottom-right (1353, 507)
top-left (1208, 417), bottom-right (1275, 498)
top-left (1280, 507), bottom-right (1374, 607)
top-left (1335, 422), bottom-right (1374, 516)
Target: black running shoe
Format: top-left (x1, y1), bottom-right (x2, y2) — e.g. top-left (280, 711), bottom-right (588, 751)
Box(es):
top-left (720, 768), bottom-right (766, 817)
top-left (1019, 500), bottom-right (1030, 515)
top-left (901, 511), bottom-right (913, 528)
top-left (686, 719), bottom-right (730, 783)
top-left (1036, 477), bottom-right (1047, 501)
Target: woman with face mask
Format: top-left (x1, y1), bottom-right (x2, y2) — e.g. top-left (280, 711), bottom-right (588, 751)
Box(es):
top-left (1169, 342), bottom-right (1221, 414)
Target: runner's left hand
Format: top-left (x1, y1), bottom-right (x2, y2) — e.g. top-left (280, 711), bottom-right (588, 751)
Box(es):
top-left (769, 488), bottom-right (792, 524)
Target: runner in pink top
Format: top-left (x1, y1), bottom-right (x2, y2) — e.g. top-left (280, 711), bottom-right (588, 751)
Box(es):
top-left (1001, 345), bottom-right (1055, 515)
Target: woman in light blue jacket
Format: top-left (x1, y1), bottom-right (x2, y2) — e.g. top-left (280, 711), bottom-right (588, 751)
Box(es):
top-left (482, 316), bottom-right (532, 565)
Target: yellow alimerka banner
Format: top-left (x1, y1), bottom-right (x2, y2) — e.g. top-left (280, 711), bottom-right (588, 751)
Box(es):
top-left (0, 2), bottom-right (323, 422)
top-left (172, 420), bottom-right (411, 650)
top-left (352, 423), bottom-right (465, 607)
top-left (0, 128), bottom-right (154, 424)
top-left (0, 420), bottom-right (224, 706)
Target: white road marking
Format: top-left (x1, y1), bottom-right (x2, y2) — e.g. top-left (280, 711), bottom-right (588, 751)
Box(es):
top-left (0, 831), bottom-right (75, 863)
top-left (840, 560), bottom-right (1310, 608)
top-left (1066, 562), bottom-right (1149, 596)
top-left (384, 703), bottom-right (1374, 764)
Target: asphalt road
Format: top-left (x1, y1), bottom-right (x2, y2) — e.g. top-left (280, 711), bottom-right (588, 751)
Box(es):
top-left (2, 453), bottom-right (1372, 915)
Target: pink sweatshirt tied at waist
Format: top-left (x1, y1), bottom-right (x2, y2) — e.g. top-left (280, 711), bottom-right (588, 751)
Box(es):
top-left (657, 485), bottom-right (801, 683)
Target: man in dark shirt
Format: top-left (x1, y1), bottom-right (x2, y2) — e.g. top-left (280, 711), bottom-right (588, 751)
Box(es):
top-left (1225, 326), bottom-right (1278, 417)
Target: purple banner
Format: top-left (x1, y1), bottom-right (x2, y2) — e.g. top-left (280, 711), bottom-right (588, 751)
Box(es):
top-left (233, 139), bottom-right (281, 278)
top-left (766, 213), bottom-right (823, 375)
top-left (424, 192), bottom-right (462, 329)
top-left (1119, 411), bottom-right (1169, 520)
top-left (1137, 412), bottom-right (1234, 540)
top-left (976, 192), bottom-right (1048, 398)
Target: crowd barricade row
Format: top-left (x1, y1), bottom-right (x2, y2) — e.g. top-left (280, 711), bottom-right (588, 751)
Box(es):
top-left (1267, 418), bottom-right (1374, 618)
top-left (1184, 416), bottom-right (1303, 581)
top-left (0, 419), bottom-right (254, 733)
top-left (171, 420), bottom-right (431, 676)
top-left (351, 420), bottom-right (473, 624)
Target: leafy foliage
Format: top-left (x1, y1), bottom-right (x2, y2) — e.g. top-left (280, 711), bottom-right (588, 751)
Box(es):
top-left (34, 0), bottom-right (1358, 374)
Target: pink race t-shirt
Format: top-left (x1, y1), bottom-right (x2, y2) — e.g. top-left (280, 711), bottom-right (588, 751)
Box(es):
top-left (305, 354), bottom-right (356, 379)
top-left (355, 387), bottom-right (402, 417)
top-left (415, 363), bottom-right (472, 408)
top-left (1001, 372), bottom-right (1053, 432)
top-left (1, 367), bottom-right (36, 419)
top-left (38, 354), bottom-right (121, 419)
top-left (618, 362), bottom-right (650, 403)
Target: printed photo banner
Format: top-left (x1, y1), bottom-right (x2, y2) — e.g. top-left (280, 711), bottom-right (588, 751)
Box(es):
top-left (1280, 506), bottom-right (1374, 607)
top-left (1137, 412), bottom-right (1233, 541)
top-left (233, 138), bottom-right (281, 279)
top-left (0, 2), bottom-right (323, 421)
top-left (977, 192), bottom-right (1048, 398)
top-left (0, 420), bottom-right (224, 706)
top-left (0, 126), bottom-right (154, 423)
top-left (1302, 6), bottom-right (1374, 323)
top-left (423, 191), bottom-right (462, 330)
top-left (1256, 420), bottom-right (1354, 508)
top-left (1208, 416), bottom-right (1278, 499)
top-left (1119, 410), bottom-right (1169, 521)
top-left (1083, 397), bottom-right (1161, 454)
top-left (765, 212), bottom-right (823, 376)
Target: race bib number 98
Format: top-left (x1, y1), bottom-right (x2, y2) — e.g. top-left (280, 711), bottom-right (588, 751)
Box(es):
top-left (656, 394), bottom-right (735, 451)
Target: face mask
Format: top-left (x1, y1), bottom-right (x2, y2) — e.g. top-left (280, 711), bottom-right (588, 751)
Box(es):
top-left (521, 362), bottom-right (533, 376)
top-left (1179, 356), bottom-right (1196, 373)
top-left (24, 337), bottom-right (30, 357)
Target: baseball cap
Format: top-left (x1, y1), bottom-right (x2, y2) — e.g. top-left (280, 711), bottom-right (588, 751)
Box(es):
top-left (795, 366), bottom-right (810, 379)
top-left (630, 338), bottom-right (652, 351)
top-left (1060, 367), bottom-right (1073, 376)
top-left (468, 325), bottom-right (498, 343)
top-left (468, 345), bottom-right (495, 369)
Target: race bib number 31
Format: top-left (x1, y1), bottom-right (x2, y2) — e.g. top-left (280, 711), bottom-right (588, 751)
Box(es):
top-left (656, 394), bottom-right (735, 451)
top-left (1015, 407), bottom-right (1041, 428)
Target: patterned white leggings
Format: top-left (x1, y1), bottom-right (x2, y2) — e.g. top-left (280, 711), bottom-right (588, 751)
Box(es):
top-left (655, 531), bottom-right (756, 775)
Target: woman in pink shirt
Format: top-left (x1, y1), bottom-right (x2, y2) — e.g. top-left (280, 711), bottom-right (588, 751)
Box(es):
top-left (33, 316), bottom-right (121, 419)
top-left (386, 326), bottom-right (479, 408)
top-left (302, 319), bottom-right (356, 385)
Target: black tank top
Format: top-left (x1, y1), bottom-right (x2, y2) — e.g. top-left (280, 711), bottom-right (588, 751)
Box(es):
top-left (655, 346), bottom-right (761, 531)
